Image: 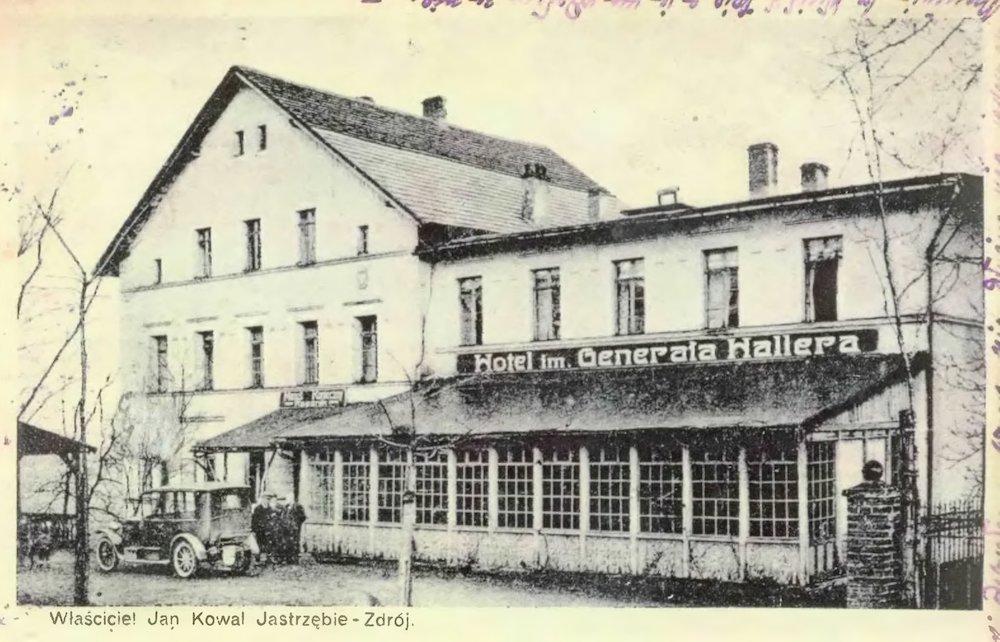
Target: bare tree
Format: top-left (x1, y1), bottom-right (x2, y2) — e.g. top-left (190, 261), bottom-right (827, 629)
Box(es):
top-left (821, 17), bottom-right (984, 608)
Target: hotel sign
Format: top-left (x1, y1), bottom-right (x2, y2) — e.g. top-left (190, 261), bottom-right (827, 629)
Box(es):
top-left (457, 329), bottom-right (879, 375)
top-left (280, 388), bottom-right (346, 408)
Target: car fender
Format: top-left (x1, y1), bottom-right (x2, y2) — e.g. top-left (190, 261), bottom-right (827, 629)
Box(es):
top-left (170, 533), bottom-right (208, 561)
top-left (93, 528), bottom-right (123, 548)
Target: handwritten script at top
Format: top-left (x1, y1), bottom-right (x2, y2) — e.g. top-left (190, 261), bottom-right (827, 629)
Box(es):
top-left (364, 0), bottom-right (998, 22)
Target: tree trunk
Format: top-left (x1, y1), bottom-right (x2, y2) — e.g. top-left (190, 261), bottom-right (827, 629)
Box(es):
top-left (73, 282), bottom-right (89, 606)
top-left (398, 448), bottom-right (416, 607)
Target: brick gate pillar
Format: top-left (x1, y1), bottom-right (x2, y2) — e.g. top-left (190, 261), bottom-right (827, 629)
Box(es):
top-left (843, 461), bottom-right (903, 608)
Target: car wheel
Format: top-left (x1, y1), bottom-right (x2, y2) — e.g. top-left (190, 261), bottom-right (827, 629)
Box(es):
top-left (171, 540), bottom-right (199, 579)
top-left (234, 551), bottom-right (253, 575)
top-left (96, 538), bottom-right (119, 572)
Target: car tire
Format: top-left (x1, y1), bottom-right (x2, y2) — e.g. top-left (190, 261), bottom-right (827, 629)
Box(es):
top-left (96, 538), bottom-right (119, 572)
top-left (171, 540), bottom-right (199, 579)
top-left (234, 551), bottom-right (253, 575)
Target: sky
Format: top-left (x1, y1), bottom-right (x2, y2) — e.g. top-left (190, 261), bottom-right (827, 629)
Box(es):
top-left (2, 1), bottom-right (986, 431)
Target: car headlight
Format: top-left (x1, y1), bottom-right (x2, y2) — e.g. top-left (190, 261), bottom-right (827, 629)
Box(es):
top-left (108, 522), bottom-right (122, 532)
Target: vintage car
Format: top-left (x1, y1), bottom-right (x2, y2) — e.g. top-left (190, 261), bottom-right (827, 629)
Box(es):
top-left (94, 482), bottom-right (258, 578)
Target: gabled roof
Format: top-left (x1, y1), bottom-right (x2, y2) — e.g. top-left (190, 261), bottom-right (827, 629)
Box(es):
top-left (95, 65), bottom-right (606, 276)
top-left (18, 421), bottom-right (95, 457)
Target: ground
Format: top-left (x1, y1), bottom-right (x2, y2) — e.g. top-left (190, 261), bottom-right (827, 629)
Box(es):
top-left (17, 551), bottom-right (844, 607)
top-left (17, 551), bottom-right (658, 607)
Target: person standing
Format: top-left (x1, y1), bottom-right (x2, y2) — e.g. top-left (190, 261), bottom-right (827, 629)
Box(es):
top-left (288, 500), bottom-right (307, 564)
top-left (251, 494), bottom-right (272, 565)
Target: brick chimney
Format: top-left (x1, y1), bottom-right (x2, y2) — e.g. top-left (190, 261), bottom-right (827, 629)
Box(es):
top-left (748, 142), bottom-right (778, 198)
top-left (801, 162), bottom-right (830, 192)
top-left (522, 163), bottom-right (550, 222)
top-left (588, 187), bottom-right (618, 221)
top-left (422, 96), bottom-right (447, 121)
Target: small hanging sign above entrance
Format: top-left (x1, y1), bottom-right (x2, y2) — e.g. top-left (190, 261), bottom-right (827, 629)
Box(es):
top-left (280, 387), bottom-right (346, 408)
top-left (458, 329), bottom-right (879, 375)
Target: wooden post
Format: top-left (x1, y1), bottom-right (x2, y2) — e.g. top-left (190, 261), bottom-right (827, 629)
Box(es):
top-left (833, 439), bottom-right (845, 569)
top-left (681, 445), bottom-right (692, 578)
top-left (487, 448), bottom-right (499, 534)
top-left (738, 446), bottom-right (749, 582)
top-left (399, 447), bottom-right (415, 607)
top-left (579, 445), bottom-right (590, 562)
top-left (447, 449), bottom-right (458, 532)
top-left (333, 449), bottom-right (344, 533)
top-left (369, 446), bottom-right (379, 556)
top-left (629, 445), bottom-right (640, 574)
top-left (797, 438), bottom-right (810, 585)
top-left (532, 447), bottom-right (543, 566)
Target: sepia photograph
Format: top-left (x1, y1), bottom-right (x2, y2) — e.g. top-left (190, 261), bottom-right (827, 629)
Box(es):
top-left (5, 2), bottom-right (991, 616)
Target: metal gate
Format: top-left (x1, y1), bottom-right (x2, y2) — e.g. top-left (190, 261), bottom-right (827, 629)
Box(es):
top-left (922, 499), bottom-right (983, 610)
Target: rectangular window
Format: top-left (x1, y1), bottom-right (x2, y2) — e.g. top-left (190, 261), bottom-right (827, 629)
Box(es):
top-left (308, 450), bottom-right (336, 521)
top-left (342, 450), bottom-right (370, 523)
top-left (301, 321), bottom-right (319, 385)
top-left (455, 450), bottom-right (489, 528)
top-left (639, 445), bottom-right (683, 534)
top-left (153, 259), bottom-right (162, 285)
top-left (805, 236), bottom-right (842, 322)
top-left (497, 448), bottom-right (533, 529)
top-left (459, 277), bottom-right (483, 346)
top-left (705, 248), bottom-right (739, 329)
top-left (807, 441), bottom-right (836, 544)
top-left (198, 331), bottom-right (214, 391)
top-left (245, 219), bottom-right (262, 272)
top-left (196, 228), bottom-right (212, 278)
top-left (152, 335), bottom-right (169, 393)
top-left (258, 124), bottom-right (267, 151)
top-left (298, 209), bottom-right (316, 265)
top-left (748, 444), bottom-right (799, 539)
top-left (377, 449), bottom-right (405, 523)
top-left (691, 446), bottom-right (739, 537)
top-left (248, 326), bottom-right (264, 388)
top-left (357, 316), bottom-right (378, 384)
top-left (615, 259), bottom-right (645, 335)
top-left (357, 225), bottom-right (369, 256)
top-left (415, 451), bottom-right (448, 526)
top-left (533, 268), bottom-right (561, 341)
top-left (235, 130), bottom-right (244, 156)
top-left (589, 445), bottom-right (629, 532)
top-left (542, 447), bottom-right (579, 531)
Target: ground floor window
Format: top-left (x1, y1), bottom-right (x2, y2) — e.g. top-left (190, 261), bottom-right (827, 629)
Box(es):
top-left (542, 447), bottom-right (580, 530)
top-left (691, 446), bottom-right (739, 537)
top-left (377, 448), bottom-right (405, 523)
top-left (639, 445), bottom-right (683, 534)
top-left (308, 450), bottom-right (336, 521)
top-left (748, 444), bottom-right (799, 538)
top-left (342, 449), bottom-right (369, 523)
top-left (807, 441), bottom-right (836, 543)
top-left (456, 450), bottom-right (489, 527)
top-left (415, 450), bottom-right (448, 526)
top-left (589, 445), bottom-right (630, 532)
top-left (497, 447), bottom-right (533, 529)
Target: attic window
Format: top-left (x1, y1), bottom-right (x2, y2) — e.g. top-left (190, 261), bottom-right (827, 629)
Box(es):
top-left (258, 125), bottom-right (267, 151)
top-left (235, 130), bottom-right (245, 156)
